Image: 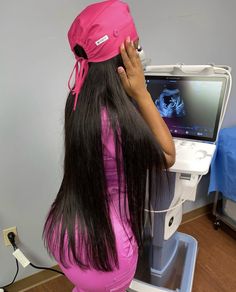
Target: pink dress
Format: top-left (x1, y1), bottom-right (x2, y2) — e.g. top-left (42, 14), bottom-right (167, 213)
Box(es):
top-left (52, 110), bottom-right (138, 292)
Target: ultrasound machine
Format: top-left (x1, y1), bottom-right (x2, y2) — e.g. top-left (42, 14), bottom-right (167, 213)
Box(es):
top-left (129, 64), bottom-right (232, 292)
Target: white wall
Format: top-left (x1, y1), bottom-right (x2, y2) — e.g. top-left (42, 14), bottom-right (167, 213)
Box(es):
top-left (0, 0), bottom-right (235, 284)
top-left (0, 0), bottom-right (94, 284)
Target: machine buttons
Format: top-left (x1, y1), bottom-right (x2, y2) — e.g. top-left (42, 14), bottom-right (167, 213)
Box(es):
top-left (195, 150), bottom-right (207, 160)
top-left (180, 141), bottom-right (187, 146)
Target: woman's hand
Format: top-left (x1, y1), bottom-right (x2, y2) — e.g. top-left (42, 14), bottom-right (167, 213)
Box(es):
top-left (118, 37), bottom-right (176, 168)
top-left (118, 37), bottom-right (148, 101)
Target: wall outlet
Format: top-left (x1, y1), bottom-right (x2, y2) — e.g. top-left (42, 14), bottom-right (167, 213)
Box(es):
top-left (2, 226), bottom-right (17, 246)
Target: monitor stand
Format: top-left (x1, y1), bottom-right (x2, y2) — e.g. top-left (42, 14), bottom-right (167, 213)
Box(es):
top-left (129, 146), bottom-right (215, 292)
top-left (129, 63), bottom-right (231, 291)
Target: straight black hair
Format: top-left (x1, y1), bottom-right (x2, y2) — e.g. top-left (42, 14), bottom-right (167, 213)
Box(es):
top-left (43, 45), bottom-right (168, 271)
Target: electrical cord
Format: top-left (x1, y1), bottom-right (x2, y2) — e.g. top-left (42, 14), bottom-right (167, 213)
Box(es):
top-left (0, 233), bottom-right (19, 291)
top-left (0, 232), bottom-right (64, 291)
top-left (0, 259), bottom-right (19, 292)
top-left (29, 263), bottom-right (64, 275)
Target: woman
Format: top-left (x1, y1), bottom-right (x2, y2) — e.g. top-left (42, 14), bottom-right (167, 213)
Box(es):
top-left (43, 1), bottom-right (175, 291)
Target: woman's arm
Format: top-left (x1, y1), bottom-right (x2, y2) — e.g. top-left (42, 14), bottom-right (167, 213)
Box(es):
top-left (118, 37), bottom-right (176, 168)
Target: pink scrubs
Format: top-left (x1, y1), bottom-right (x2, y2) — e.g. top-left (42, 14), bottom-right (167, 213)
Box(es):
top-left (51, 110), bottom-right (138, 291)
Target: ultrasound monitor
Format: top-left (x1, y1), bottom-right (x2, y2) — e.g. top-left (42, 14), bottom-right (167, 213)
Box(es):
top-left (145, 75), bottom-right (227, 142)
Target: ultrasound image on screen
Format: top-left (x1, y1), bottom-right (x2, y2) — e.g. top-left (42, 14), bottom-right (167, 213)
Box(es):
top-left (155, 88), bottom-right (186, 118)
top-left (146, 76), bottom-right (226, 141)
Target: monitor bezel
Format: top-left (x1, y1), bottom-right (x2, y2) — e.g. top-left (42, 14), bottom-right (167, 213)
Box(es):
top-left (145, 74), bottom-right (227, 142)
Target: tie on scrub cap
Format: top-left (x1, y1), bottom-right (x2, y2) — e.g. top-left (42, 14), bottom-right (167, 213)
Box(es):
top-left (67, 0), bottom-right (139, 111)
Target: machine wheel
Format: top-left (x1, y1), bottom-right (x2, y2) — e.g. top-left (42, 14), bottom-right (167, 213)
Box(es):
top-left (214, 220), bottom-right (221, 230)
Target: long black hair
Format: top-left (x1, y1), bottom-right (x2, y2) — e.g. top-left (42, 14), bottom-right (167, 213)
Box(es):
top-left (43, 45), bottom-right (168, 272)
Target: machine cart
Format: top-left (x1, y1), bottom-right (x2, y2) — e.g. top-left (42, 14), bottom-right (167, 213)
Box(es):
top-left (209, 126), bottom-right (236, 232)
top-left (129, 64), bottom-right (232, 292)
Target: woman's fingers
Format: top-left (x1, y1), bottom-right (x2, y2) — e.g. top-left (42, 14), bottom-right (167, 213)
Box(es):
top-left (120, 37), bottom-right (140, 71)
top-left (125, 39), bottom-right (138, 67)
top-left (117, 66), bottom-right (130, 90)
top-left (120, 42), bottom-right (133, 71)
top-left (119, 37), bottom-right (146, 98)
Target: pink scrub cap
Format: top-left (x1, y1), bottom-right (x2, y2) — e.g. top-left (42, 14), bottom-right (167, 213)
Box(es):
top-left (67, 0), bottom-right (138, 111)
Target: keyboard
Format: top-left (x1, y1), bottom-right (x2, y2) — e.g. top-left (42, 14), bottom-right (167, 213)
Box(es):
top-left (170, 139), bottom-right (216, 174)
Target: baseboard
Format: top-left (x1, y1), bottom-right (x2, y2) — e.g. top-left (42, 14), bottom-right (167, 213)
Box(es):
top-left (182, 203), bottom-right (213, 224)
top-left (6, 265), bottom-right (62, 292)
top-left (7, 204), bottom-right (212, 291)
